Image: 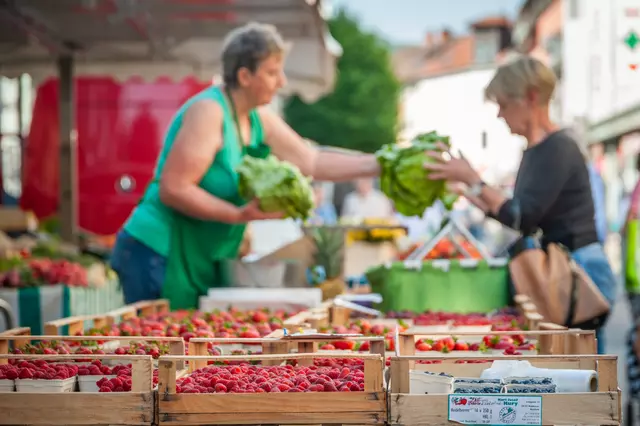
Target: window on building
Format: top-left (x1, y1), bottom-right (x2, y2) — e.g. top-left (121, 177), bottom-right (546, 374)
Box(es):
top-left (569, 0), bottom-right (580, 19)
top-left (474, 30), bottom-right (499, 64)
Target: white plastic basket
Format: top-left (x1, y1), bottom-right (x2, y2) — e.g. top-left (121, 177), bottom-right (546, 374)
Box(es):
top-left (78, 375), bottom-right (117, 392)
top-left (16, 377), bottom-right (76, 393)
top-left (409, 371), bottom-right (453, 394)
top-left (0, 379), bottom-right (15, 392)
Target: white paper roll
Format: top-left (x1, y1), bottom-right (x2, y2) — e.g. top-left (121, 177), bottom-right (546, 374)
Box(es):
top-left (520, 367), bottom-right (598, 393)
top-left (479, 361), bottom-right (598, 393)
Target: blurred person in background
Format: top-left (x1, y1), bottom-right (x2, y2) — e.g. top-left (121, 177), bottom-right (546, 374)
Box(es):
top-left (395, 200), bottom-right (446, 240)
top-left (624, 155), bottom-right (640, 318)
top-left (309, 182), bottom-right (338, 225)
top-left (623, 154), bottom-right (640, 423)
top-left (110, 22), bottom-right (384, 310)
top-left (424, 56), bottom-right (616, 354)
top-left (341, 178), bottom-right (393, 219)
top-left (584, 151), bottom-right (608, 245)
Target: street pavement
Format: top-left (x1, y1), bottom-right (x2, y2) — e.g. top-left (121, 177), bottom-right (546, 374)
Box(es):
top-left (602, 235), bottom-right (633, 421)
top-left (604, 290), bottom-right (631, 403)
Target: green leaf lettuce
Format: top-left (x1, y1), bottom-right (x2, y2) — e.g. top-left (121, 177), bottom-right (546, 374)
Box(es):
top-left (237, 155), bottom-right (315, 220)
top-left (375, 131), bottom-right (458, 216)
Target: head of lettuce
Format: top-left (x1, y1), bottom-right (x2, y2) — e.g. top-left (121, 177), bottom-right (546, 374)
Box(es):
top-left (375, 131), bottom-right (458, 217)
top-left (237, 155), bottom-right (315, 220)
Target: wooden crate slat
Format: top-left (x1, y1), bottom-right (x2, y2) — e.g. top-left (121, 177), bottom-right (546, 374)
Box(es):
top-left (162, 411), bottom-right (385, 425)
top-left (390, 393), bottom-right (621, 425)
top-left (159, 392), bottom-right (386, 413)
top-left (0, 393), bottom-right (154, 425)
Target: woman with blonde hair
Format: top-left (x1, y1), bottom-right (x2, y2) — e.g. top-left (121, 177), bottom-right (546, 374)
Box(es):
top-left (110, 22), bottom-right (381, 309)
top-left (424, 55), bottom-right (617, 354)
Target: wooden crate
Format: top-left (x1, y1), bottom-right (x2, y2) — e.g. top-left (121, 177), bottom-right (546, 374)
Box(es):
top-left (388, 353), bottom-right (621, 425)
top-left (0, 326), bottom-right (31, 337)
top-left (283, 307), bottom-right (330, 329)
top-left (41, 300), bottom-right (170, 336)
top-left (0, 353), bottom-right (155, 425)
top-left (157, 352), bottom-right (386, 425)
top-left (513, 294), bottom-right (546, 330)
top-left (0, 335), bottom-right (186, 367)
top-left (106, 299), bottom-right (170, 325)
top-left (397, 326), bottom-right (597, 357)
top-left (188, 335), bottom-right (387, 368)
top-left (43, 314), bottom-right (111, 335)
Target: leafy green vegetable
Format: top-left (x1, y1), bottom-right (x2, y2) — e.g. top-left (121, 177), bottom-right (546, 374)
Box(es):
top-left (237, 155), bottom-right (315, 220)
top-left (375, 131), bottom-right (458, 216)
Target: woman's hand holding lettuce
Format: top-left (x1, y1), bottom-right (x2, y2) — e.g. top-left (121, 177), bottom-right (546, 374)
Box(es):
top-left (375, 131), bottom-right (458, 216)
top-left (237, 155), bottom-right (315, 220)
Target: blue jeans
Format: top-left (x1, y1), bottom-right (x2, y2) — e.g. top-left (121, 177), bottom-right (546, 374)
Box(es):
top-left (110, 230), bottom-right (167, 304)
top-left (571, 243), bottom-right (618, 354)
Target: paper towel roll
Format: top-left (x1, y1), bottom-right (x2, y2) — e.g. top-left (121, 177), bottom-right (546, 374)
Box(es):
top-left (479, 361), bottom-right (598, 393)
top-left (521, 367), bottom-right (598, 393)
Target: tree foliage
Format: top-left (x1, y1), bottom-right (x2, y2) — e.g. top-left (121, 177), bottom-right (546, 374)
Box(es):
top-left (283, 8), bottom-right (401, 153)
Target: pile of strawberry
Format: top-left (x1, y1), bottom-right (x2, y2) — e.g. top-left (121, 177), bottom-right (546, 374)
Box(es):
top-left (0, 364), bottom-right (19, 380)
top-left (72, 307), bottom-right (295, 342)
top-left (11, 341), bottom-right (74, 355)
top-left (11, 340), bottom-right (169, 359)
top-left (113, 342), bottom-right (169, 359)
top-left (93, 362), bottom-right (159, 392)
top-left (177, 363), bottom-right (365, 394)
top-left (286, 358), bottom-right (365, 368)
top-left (2, 360), bottom-right (78, 380)
top-left (0, 258), bottom-right (89, 288)
top-left (76, 360), bottom-right (129, 377)
top-left (414, 332), bottom-right (537, 356)
top-left (318, 321), bottom-right (400, 352)
top-left (97, 370), bottom-right (159, 392)
top-left (384, 308), bottom-right (523, 325)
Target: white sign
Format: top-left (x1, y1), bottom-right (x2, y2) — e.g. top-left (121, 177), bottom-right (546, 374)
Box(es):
top-left (448, 395), bottom-right (542, 425)
top-left (616, 0), bottom-right (640, 86)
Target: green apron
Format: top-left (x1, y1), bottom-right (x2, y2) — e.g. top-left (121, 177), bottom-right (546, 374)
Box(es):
top-left (160, 87), bottom-right (270, 310)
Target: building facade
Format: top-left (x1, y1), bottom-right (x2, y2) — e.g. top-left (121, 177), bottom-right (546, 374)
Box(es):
top-left (514, 0), bottom-right (640, 230)
top-left (393, 18), bottom-right (525, 186)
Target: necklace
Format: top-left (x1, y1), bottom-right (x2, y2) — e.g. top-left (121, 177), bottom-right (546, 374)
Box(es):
top-left (224, 86), bottom-right (248, 151)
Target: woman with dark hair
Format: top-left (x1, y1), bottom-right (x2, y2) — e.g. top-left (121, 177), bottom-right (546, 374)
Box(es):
top-left (111, 22), bottom-right (381, 309)
top-left (423, 56), bottom-right (617, 354)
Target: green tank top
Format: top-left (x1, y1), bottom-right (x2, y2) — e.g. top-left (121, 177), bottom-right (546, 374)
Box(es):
top-left (124, 85), bottom-right (270, 258)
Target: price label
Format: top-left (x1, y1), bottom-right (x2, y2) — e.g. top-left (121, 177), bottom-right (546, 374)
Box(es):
top-left (448, 395), bottom-right (542, 425)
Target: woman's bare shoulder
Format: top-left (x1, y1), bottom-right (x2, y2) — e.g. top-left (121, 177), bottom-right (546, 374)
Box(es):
top-left (183, 99), bottom-right (224, 126)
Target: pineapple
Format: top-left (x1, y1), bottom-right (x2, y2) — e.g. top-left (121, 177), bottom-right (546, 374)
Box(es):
top-left (309, 228), bottom-right (346, 300)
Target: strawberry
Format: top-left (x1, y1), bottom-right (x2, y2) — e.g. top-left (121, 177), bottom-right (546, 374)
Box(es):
top-left (454, 342), bottom-right (469, 351)
top-left (332, 340), bottom-right (356, 351)
top-left (415, 341), bottom-right (432, 351)
top-left (18, 368), bottom-right (33, 379)
top-left (320, 344), bottom-right (336, 350)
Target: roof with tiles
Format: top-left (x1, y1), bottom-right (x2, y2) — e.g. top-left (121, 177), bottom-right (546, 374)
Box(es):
top-left (392, 16), bottom-right (511, 84)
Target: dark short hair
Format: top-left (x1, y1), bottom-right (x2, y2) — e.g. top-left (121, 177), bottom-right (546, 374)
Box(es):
top-left (221, 22), bottom-right (286, 88)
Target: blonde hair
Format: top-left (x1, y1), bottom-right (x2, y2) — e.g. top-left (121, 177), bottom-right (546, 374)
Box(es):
top-left (485, 55), bottom-right (557, 104)
top-left (221, 22), bottom-right (287, 87)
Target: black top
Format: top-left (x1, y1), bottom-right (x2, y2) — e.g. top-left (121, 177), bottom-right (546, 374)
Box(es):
top-left (495, 129), bottom-right (599, 251)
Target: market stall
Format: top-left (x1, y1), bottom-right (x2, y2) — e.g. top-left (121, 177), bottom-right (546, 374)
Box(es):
top-left (0, 0), bottom-right (341, 243)
top-left (0, 235), bottom-right (123, 334)
top-left (0, 300), bottom-right (621, 425)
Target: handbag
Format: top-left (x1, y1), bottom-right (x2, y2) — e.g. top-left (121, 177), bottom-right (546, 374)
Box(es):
top-left (506, 203), bottom-right (610, 329)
